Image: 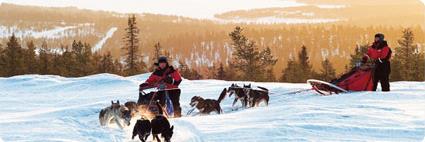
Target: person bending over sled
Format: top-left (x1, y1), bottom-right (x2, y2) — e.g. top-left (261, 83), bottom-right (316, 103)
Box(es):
top-left (139, 56), bottom-right (183, 117)
top-left (364, 33), bottom-right (392, 92)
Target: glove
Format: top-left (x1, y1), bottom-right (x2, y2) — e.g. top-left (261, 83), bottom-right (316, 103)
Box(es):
top-left (163, 75), bottom-right (173, 84)
top-left (139, 83), bottom-right (149, 91)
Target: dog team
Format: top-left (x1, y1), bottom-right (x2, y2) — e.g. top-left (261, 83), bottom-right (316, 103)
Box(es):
top-left (99, 83), bottom-right (269, 142)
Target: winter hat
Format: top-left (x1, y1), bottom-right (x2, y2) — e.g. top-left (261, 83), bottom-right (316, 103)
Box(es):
top-left (374, 33), bottom-right (385, 41)
top-left (153, 56), bottom-right (168, 66)
top-left (158, 56), bottom-right (168, 63)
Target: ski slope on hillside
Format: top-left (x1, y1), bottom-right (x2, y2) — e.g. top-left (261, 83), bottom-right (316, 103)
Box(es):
top-left (0, 73), bottom-right (424, 142)
top-left (93, 27), bottom-right (118, 52)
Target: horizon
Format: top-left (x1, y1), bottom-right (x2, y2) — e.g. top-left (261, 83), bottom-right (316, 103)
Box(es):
top-left (0, 0), bottom-right (308, 19)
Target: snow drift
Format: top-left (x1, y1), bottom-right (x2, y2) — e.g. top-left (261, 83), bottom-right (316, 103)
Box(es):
top-left (0, 73), bottom-right (424, 142)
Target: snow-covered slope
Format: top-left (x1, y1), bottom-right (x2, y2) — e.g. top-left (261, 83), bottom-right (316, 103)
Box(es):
top-left (93, 27), bottom-right (117, 52)
top-left (0, 73), bottom-right (424, 142)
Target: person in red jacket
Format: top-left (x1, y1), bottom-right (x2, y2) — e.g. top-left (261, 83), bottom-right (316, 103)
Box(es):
top-left (139, 56), bottom-right (183, 117)
top-left (364, 33), bottom-right (392, 91)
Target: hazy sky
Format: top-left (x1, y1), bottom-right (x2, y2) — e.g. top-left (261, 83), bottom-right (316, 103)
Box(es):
top-left (0, 0), bottom-right (307, 19)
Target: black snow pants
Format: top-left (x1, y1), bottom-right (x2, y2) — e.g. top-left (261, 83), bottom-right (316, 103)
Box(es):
top-left (372, 60), bottom-right (391, 91)
top-left (156, 89), bottom-right (182, 117)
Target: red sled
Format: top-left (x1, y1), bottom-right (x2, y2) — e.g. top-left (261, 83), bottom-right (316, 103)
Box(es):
top-left (307, 65), bottom-right (374, 95)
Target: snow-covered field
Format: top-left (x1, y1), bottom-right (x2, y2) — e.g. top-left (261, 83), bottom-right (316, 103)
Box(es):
top-left (0, 73), bottom-right (424, 142)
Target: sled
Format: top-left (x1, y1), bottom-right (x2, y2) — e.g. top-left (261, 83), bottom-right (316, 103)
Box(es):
top-left (164, 92), bottom-right (174, 117)
top-left (308, 64), bottom-right (375, 95)
top-left (307, 79), bottom-right (348, 95)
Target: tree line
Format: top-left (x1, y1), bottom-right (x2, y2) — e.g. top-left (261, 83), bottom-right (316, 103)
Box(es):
top-left (0, 15), bottom-right (423, 82)
top-left (208, 27), bottom-right (424, 82)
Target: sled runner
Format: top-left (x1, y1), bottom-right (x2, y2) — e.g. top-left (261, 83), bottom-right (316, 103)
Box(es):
top-left (308, 64), bottom-right (375, 95)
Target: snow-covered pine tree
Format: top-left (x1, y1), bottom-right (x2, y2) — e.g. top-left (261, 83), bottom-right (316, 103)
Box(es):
top-left (122, 14), bottom-right (146, 75)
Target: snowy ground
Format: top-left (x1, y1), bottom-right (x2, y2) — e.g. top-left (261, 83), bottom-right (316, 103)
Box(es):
top-left (0, 73), bottom-right (424, 142)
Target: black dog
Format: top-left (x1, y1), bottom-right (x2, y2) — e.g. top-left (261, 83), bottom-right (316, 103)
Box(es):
top-left (189, 88), bottom-right (227, 114)
top-left (132, 118), bottom-right (152, 142)
top-left (227, 84), bottom-right (248, 109)
top-left (151, 102), bottom-right (174, 142)
top-left (243, 84), bottom-right (270, 107)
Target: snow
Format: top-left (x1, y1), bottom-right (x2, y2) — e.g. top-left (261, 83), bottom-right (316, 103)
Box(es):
top-left (0, 23), bottom-right (94, 39)
top-left (315, 4), bottom-right (346, 9)
top-left (92, 27), bottom-right (117, 52)
top-left (214, 17), bottom-right (341, 24)
top-left (0, 73), bottom-right (424, 141)
top-left (0, 25), bottom-right (76, 39)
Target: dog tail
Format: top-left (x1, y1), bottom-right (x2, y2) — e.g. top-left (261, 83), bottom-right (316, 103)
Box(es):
top-left (99, 108), bottom-right (106, 119)
top-left (217, 88), bottom-right (227, 103)
top-left (257, 86), bottom-right (268, 92)
top-left (156, 101), bottom-right (164, 116)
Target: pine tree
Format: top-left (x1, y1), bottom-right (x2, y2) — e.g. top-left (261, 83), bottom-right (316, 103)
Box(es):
top-left (153, 42), bottom-right (161, 61)
top-left (38, 41), bottom-right (51, 74)
top-left (296, 45), bottom-right (313, 82)
top-left (60, 46), bottom-right (76, 76)
top-left (229, 26), bottom-right (277, 81)
top-left (99, 52), bottom-right (115, 73)
top-left (280, 59), bottom-right (299, 82)
top-left (82, 43), bottom-right (94, 75)
top-left (215, 62), bottom-right (226, 80)
top-left (224, 61), bottom-right (238, 81)
top-left (0, 42), bottom-right (5, 76)
top-left (91, 52), bottom-right (102, 74)
top-left (24, 40), bottom-right (37, 74)
top-left (392, 28), bottom-right (424, 81)
top-left (319, 58), bottom-right (336, 82)
top-left (263, 69), bottom-right (276, 82)
top-left (349, 44), bottom-right (368, 69)
top-left (259, 47), bottom-right (277, 81)
top-left (122, 14), bottom-right (146, 75)
top-left (178, 60), bottom-right (202, 80)
top-left (4, 34), bottom-right (24, 76)
top-left (149, 42), bottom-right (162, 71)
top-left (113, 59), bottom-right (123, 75)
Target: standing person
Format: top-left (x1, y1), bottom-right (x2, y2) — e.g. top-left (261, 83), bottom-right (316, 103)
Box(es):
top-left (139, 56), bottom-right (183, 117)
top-left (365, 33), bottom-right (392, 91)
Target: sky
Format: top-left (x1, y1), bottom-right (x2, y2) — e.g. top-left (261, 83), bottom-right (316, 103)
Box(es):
top-left (0, 0), bottom-right (306, 19)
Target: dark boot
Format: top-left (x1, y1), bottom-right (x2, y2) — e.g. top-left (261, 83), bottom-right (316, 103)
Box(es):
top-left (168, 89), bottom-right (182, 117)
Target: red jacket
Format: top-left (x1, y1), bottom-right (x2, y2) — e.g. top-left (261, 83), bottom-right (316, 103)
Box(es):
top-left (367, 45), bottom-right (391, 61)
top-left (144, 66), bottom-right (182, 89)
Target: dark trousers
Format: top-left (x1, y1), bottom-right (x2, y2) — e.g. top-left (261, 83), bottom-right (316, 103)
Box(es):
top-left (156, 89), bottom-right (182, 117)
top-left (373, 61), bottom-right (390, 91)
